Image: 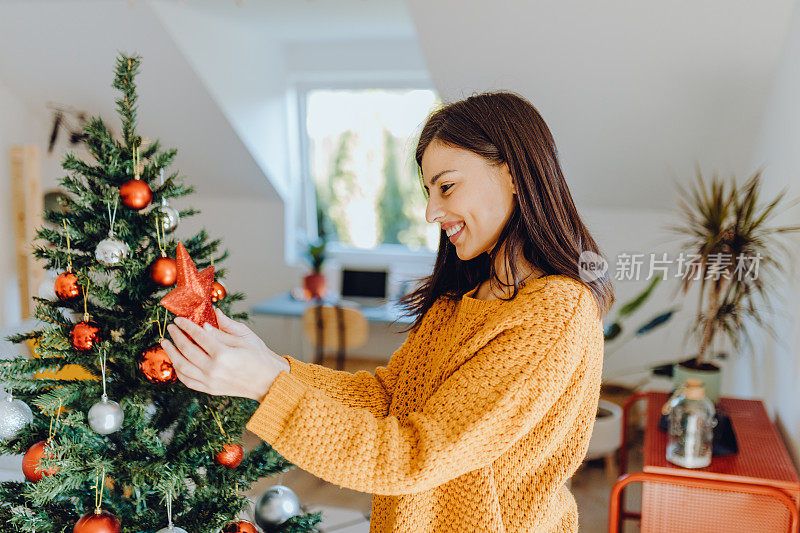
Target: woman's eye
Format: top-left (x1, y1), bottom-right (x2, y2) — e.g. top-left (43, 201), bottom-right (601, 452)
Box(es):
top-left (441, 184), bottom-right (453, 193)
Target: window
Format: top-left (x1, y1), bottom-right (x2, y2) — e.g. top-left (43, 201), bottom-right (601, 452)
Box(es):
top-left (296, 84), bottom-right (441, 266)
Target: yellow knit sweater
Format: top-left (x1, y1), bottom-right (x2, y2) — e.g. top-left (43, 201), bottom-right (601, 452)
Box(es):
top-left (246, 274), bottom-right (605, 532)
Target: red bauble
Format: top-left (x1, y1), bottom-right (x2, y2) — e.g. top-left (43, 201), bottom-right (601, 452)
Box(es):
top-left (150, 257), bottom-right (177, 286)
top-left (215, 443), bottom-right (244, 469)
top-left (211, 280), bottom-right (227, 303)
top-left (119, 179), bottom-right (152, 210)
top-left (22, 440), bottom-right (58, 482)
top-left (70, 321), bottom-right (100, 351)
top-left (139, 345), bottom-right (178, 384)
top-left (73, 509), bottom-right (121, 533)
top-left (222, 521), bottom-right (258, 533)
top-left (55, 271), bottom-right (81, 301)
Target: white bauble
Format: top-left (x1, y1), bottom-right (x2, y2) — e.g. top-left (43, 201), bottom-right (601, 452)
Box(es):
top-left (156, 527), bottom-right (188, 533)
top-left (37, 271), bottom-right (59, 300)
top-left (95, 236), bottom-right (130, 267)
top-left (0, 396), bottom-right (33, 440)
top-left (254, 485), bottom-right (301, 527)
top-left (158, 204), bottom-right (180, 233)
top-left (88, 397), bottom-right (124, 435)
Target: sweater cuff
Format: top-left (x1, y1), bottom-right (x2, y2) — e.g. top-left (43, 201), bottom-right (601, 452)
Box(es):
top-left (284, 356), bottom-right (321, 387)
top-left (245, 370), bottom-right (309, 444)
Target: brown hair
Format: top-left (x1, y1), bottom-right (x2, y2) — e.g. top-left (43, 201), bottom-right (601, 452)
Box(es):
top-left (395, 90), bottom-right (614, 333)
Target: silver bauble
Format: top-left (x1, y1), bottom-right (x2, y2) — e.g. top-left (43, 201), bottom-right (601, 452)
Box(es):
top-left (88, 397), bottom-right (124, 435)
top-left (254, 485), bottom-right (301, 527)
top-left (37, 271), bottom-right (59, 301)
top-left (95, 235), bottom-right (130, 267)
top-left (156, 527), bottom-right (188, 533)
top-left (0, 396), bottom-right (33, 440)
top-left (158, 204), bottom-right (180, 233)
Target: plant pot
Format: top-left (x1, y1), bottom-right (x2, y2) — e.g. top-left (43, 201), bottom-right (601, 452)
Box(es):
top-left (585, 400), bottom-right (623, 461)
top-left (303, 272), bottom-right (327, 300)
top-left (672, 359), bottom-right (721, 404)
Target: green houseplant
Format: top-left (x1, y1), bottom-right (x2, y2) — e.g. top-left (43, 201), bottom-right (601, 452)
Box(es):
top-left (667, 167), bottom-right (800, 402)
top-left (303, 235), bottom-right (328, 300)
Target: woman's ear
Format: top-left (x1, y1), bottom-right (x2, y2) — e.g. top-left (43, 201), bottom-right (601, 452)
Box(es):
top-left (508, 168), bottom-right (518, 195)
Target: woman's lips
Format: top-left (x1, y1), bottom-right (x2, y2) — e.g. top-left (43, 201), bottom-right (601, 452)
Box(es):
top-left (449, 224), bottom-right (465, 243)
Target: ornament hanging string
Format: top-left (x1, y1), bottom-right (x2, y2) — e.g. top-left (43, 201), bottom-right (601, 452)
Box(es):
top-left (155, 211), bottom-right (166, 258)
top-left (150, 308), bottom-right (169, 342)
top-left (133, 137), bottom-right (149, 179)
top-left (93, 466), bottom-right (106, 511)
top-left (132, 146), bottom-right (139, 179)
top-left (82, 277), bottom-right (92, 322)
top-left (62, 220), bottom-right (73, 272)
top-left (208, 404), bottom-right (226, 438)
top-left (48, 397), bottom-right (63, 441)
top-left (106, 197), bottom-right (120, 237)
top-left (166, 487), bottom-right (174, 528)
top-left (99, 348), bottom-right (109, 401)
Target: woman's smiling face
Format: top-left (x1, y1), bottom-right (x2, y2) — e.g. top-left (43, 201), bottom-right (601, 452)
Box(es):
top-left (421, 139), bottom-right (517, 261)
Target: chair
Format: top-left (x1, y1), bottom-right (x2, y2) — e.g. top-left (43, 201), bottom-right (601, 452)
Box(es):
top-left (609, 471), bottom-right (799, 533)
top-left (301, 300), bottom-right (368, 370)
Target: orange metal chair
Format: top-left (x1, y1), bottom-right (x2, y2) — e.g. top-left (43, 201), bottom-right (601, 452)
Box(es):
top-left (609, 471), bottom-right (799, 533)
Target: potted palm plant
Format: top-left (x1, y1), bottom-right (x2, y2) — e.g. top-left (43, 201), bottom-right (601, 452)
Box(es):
top-left (668, 168), bottom-right (800, 402)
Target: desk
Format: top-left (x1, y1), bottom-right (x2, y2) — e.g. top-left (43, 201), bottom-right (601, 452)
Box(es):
top-left (250, 292), bottom-right (415, 326)
top-left (612, 392), bottom-right (800, 532)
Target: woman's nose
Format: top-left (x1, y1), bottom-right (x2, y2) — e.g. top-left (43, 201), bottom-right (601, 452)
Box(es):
top-left (425, 196), bottom-right (444, 224)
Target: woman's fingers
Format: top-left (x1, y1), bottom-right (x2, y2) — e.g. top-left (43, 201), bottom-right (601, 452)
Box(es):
top-left (174, 369), bottom-right (211, 394)
top-left (204, 322), bottom-right (245, 347)
top-left (171, 317), bottom-right (224, 356)
top-left (166, 323), bottom-right (213, 369)
top-left (160, 338), bottom-right (205, 376)
top-left (215, 308), bottom-right (250, 335)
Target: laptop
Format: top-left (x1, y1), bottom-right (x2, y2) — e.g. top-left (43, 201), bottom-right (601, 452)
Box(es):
top-left (340, 268), bottom-right (389, 307)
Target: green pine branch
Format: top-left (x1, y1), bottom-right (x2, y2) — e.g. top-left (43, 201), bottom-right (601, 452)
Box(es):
top-left (0, 52), bottom-right (314, 532)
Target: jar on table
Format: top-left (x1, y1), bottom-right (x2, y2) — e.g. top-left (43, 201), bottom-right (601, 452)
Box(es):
top-left (665, 378), bottom-right (716, 468)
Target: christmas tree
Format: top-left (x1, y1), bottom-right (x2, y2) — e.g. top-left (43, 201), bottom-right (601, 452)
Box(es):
top-left (0, 53), bottom-right (322, 533)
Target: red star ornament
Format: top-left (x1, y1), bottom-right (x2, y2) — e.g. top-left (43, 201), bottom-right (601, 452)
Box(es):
top-left (159, 242), bottom-right (218, 328)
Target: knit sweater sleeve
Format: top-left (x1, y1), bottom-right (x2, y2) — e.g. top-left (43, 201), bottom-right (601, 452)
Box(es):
top-left (277, 332), bottom-right (412, 419)
top-left (246, 291), bottom-right (595, 496)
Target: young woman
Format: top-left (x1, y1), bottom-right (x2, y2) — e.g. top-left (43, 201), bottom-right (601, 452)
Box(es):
top-left (161, 91), bottom-right (614, 532)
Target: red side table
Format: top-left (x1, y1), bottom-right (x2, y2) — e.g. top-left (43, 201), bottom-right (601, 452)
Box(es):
top-left (610, 391), bottom-right (800, 532)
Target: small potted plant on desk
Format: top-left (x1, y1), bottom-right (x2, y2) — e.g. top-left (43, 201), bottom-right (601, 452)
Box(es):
top-left (668, 168), bottom-right (800, 403)
top-left (303, 235), bottom-right (328, 300)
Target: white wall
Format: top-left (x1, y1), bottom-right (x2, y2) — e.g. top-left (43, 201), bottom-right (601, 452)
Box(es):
top-left (736, 0), bottom-right (800, 462)
top-left (0, 76), bottom-right (42, 328)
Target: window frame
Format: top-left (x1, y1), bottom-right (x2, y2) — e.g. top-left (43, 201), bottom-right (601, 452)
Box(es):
top-left (290, 74), bottom-right (438, 272)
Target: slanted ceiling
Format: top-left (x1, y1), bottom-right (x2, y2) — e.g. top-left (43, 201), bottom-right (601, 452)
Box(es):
top-left (0, 0), bottom-right (277, 197)
top-left (0, 0), bottom-right (796, 210)
top-left (406, 0), bottom-right (797, 209)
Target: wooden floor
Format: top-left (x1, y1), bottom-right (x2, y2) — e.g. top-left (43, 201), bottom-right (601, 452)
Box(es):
top-left (242, 356), bottom-right (644, 532)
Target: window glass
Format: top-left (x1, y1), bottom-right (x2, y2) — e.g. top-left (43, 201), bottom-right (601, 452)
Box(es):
top-left (305, 88), bottom-right (441, 252)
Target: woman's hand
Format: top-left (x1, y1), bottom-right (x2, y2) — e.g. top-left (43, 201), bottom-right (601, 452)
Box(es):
top-left (160, 308), bottom-right (289, 402)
